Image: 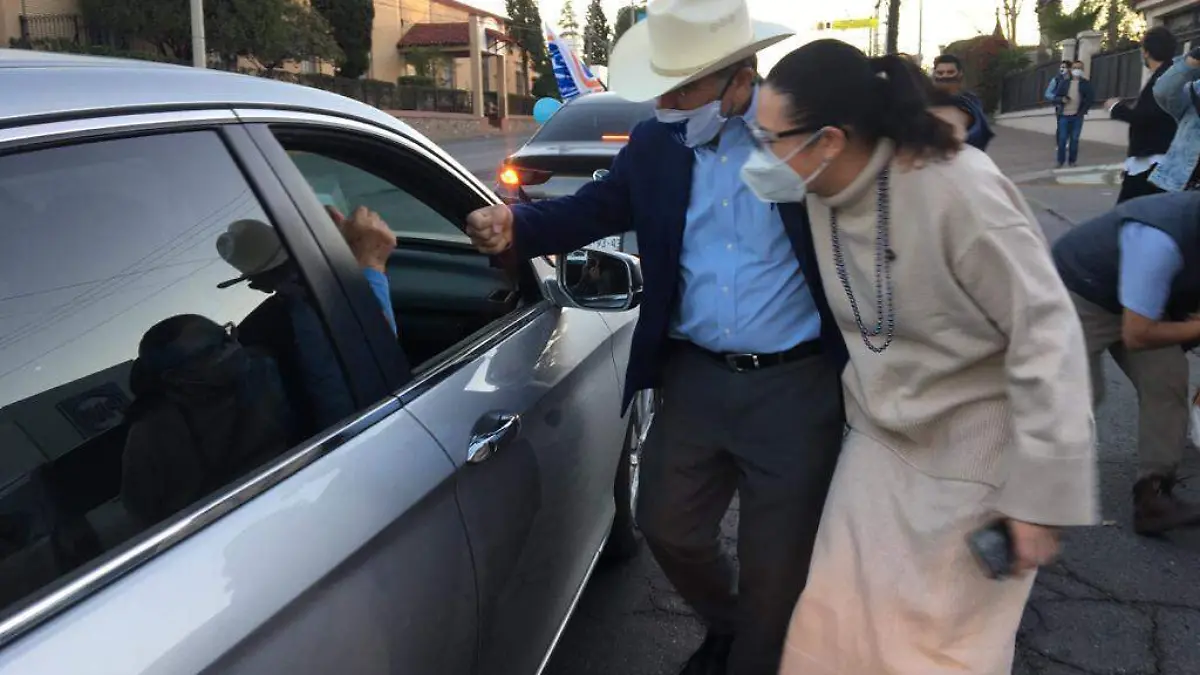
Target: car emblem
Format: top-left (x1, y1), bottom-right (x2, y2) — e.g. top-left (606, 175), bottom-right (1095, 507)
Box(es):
top-left (592, 169), bottom-right (610, 182)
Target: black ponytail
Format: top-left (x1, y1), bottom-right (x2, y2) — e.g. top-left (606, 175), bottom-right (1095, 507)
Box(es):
top-left (869, 53), bottom-right (961, 159)
top-left (766, 40), bottom-right (961, 161)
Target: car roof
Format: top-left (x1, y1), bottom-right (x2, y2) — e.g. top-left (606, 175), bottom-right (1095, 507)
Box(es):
top-left (558, 91), bottom-right (652, 108)
top-left (0, 49), bottom-right (423, 141)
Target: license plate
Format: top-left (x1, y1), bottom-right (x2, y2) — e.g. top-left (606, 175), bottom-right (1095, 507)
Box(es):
top-left (586, 236), bottom-right (623, 252)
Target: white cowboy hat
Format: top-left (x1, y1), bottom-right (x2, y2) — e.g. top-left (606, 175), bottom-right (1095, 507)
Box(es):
top-left (608, 0), bottom-right (795, 103)
top-left (215, 219), bottom-right (290, 288)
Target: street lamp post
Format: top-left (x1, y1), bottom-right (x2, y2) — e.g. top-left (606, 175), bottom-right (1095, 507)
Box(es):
top-left (190, 0), bottom-right (206, 68)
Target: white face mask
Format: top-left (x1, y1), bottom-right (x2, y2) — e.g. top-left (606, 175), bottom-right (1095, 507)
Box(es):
top-left (656, 100), bottom-right (728, 148)
top-left (1072, 69), bottom-right (1084, 78)
top-left (740, 131), bottom-right (828, 204)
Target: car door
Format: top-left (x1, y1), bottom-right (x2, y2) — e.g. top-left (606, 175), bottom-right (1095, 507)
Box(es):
top-left (0, 113), bottom-right (476, 675)
top-left (240, 114), bottom-right (629, 675)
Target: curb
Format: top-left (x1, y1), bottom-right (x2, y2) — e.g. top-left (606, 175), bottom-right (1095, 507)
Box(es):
top-left (1009, 163), bottom-right (1124, 186)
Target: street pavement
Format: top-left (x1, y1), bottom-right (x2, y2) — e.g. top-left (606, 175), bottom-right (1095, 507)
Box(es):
top-left (443, 127), bottom-right (1200, 675)
top-left (438, 133), bottom-right (530, 183)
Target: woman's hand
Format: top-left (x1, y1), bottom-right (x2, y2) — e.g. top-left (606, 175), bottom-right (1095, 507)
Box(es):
top-left (1009, 520), bottom-right (1061, 573)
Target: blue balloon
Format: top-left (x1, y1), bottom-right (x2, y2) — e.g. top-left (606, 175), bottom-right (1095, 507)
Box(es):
top-left (533, 97), bottom-right (563, 124)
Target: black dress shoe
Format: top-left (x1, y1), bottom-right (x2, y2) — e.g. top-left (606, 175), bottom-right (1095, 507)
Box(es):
top-left (678, 632), bottom-right (734, 675)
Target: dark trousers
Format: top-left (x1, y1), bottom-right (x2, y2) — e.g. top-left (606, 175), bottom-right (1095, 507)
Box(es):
top-left (636, 343), bottom-right (845, 675)
top-left (1056, 115), bottom-right (1084, 166)
top-left (1117, 168), bottom-right (1166, 204)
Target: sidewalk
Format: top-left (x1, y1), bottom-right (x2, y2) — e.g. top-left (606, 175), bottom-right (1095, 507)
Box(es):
top-left (988, 125), bottom-right (1128, 180)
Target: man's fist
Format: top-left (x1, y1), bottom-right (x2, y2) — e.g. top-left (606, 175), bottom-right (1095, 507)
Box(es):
top-left (466, 204), bottom-right (514, 255)
top-left (328, 205), bottom-right (396, 273)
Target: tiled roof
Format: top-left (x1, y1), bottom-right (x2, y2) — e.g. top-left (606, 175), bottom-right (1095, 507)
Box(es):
top-left (398, 23), bottom-right (512, 49)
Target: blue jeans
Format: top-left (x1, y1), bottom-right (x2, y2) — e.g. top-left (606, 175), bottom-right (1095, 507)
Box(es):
top-left (1057, 115), bottom-right (1084, 166)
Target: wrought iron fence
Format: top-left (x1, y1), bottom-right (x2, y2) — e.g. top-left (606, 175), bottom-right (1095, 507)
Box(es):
top-left (1090, 49), bottom-right (1144, 101)
top-left (1000, 61), bottom-right (1061, 113)
top-left (18, 13), bottom-right (89, 45)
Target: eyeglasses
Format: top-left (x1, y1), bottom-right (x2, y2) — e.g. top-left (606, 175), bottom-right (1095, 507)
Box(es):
top-left (745, 121), bottom-right (830, 148)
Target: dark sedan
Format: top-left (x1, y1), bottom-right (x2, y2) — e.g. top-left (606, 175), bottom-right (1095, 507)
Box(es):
top-left (495, 93), bottom-right (656, 254)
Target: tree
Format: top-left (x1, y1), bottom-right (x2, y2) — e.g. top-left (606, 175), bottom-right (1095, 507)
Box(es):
top-left (559, 0), bottom-right (581, 43)
top-left (80, 0), bottom-right (341, 69)
top-left (614, 4), bottom-right (645, 45)
top-left (310, 0), bottom-right (374, 79)
top-left (506, 0), bottom-right (548, 75)
top-left (79, 0), bottom-right (192, 61)
top-left (999, 0), bottom-right (1024, 44)
top-left (207, 0), bottom-right (343, 71)
top-left (1037, 0), bottom-right (1102, 45)
top-left (404, 46), bottom-right (448, 81)
top-left (583, 0), bottom-right (610, 66)
top-left (886, 0), bottom-right (902, 54)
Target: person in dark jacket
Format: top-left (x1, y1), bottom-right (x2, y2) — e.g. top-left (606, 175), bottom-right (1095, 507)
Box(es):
top-left (1047, 60), bottom-right (1096, 168)
top-left (1053, 191), bottom-right (1200, 536)
top-left (464, 2), bottom-right (847, 672)
top-left (1107, 27), bottom-right (1179, 203)
top-left (931, 54), bottom-right (995, 150)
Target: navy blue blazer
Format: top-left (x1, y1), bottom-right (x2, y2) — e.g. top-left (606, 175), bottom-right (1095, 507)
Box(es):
top-left (511, 119), bottom-right (849, 412)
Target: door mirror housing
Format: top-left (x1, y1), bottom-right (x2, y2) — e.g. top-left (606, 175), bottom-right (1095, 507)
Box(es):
top-left (545, 248), bottom-right (643, 312)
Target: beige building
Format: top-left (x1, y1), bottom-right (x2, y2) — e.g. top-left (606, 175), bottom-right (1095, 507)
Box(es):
top-left (376, 0), bottom-right (530, 97)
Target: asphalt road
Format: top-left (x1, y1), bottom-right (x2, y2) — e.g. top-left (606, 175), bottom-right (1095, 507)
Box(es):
top-left (441, 136), bottom-right (1200, 675)
top-left (438, 133), bottom-right (531, 183)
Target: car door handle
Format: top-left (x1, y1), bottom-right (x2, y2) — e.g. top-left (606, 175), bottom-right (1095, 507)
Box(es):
top-left (467, 413), bottom-right (522, 464)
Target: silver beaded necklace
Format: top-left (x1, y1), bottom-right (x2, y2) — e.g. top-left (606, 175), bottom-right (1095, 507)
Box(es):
top-left (829, 168), bottom-right (895, 354)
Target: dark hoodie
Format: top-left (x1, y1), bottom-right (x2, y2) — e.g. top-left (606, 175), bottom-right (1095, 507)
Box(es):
top-left (121, 314), bottom-right (292, 525)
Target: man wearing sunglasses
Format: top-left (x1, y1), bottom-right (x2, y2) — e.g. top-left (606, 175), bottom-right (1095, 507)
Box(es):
top-left (464, 1), bottom-right (846, 674)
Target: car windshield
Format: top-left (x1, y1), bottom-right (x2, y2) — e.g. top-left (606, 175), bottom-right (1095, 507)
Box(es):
top-left (532, 100), bottom-right (656, 143)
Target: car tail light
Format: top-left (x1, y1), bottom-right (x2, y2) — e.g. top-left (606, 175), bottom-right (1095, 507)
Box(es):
top-left (601, 134), bottom-right (630, 142)
top-left (498, 164), bottom-right (552, 187)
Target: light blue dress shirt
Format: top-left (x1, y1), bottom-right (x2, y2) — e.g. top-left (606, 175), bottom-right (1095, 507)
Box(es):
top-left (1118, 221), bottom-right (1184, 320)
top-left (670, 89), bottom-right (822, 354)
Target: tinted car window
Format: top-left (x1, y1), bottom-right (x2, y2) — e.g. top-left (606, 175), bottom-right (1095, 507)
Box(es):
top-left (0, 131), bottom-right (346, 615)
top-left (530, 100), bottom-right (656, 143)
top-left (288, 151), bottom-right (469, 244)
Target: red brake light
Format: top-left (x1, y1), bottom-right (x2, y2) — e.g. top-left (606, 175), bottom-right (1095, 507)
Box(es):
top-left (601, 134), bottom-right (630, 142)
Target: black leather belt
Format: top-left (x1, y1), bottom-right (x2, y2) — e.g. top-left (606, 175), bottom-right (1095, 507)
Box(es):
top-left (677, 339), bottom-right (822, 373)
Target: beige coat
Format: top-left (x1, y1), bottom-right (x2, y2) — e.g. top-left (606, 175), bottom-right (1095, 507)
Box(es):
top-left (781, 142), bottom-right (1098, 674)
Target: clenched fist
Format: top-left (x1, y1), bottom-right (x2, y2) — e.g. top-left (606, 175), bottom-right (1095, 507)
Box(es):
top-left (328, 205), bottom-right (396, 273)
top-left (466, 204), bottom-right (515, 254)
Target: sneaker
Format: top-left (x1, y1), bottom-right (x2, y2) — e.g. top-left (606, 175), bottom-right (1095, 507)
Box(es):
top-left (1056, 163), bottom-right (1065, 170)
top-left (1069, 162), bottom-right (1078, 168)
top-left (678, 632), bottom-right (734, 675)
top-left (1133, 475), bottom-right (1200, 535)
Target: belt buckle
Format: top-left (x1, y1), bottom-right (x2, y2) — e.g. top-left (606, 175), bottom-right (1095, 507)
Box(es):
top-left (725, 353), bottom-right (760, 373)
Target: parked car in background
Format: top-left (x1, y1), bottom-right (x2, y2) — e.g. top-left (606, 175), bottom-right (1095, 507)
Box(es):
top-left (0, 48), bottom-right (656, 675)
top-left (494, 92), bottom-right (656, 255)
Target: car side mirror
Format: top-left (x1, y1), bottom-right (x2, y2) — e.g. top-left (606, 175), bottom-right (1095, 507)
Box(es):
top-left (546, 248), bottom-right (643, 312)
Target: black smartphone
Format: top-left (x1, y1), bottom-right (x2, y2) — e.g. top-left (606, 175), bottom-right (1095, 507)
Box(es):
top-left (968, 519), bottom-right (1014, 580)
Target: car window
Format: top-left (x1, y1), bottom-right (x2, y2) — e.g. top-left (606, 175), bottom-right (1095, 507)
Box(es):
top-left (273, 135), bottom-right (522, 370)
top-left (531, 100), bottom-right (656, 143)
top-left (0, 131), bottom-right (355, 617)
top-left (288, 151), bottom-right (470, 245)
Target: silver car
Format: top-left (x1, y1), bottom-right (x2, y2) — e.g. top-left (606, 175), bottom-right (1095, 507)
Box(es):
top-left (0, 49), bottom-right (656, 675)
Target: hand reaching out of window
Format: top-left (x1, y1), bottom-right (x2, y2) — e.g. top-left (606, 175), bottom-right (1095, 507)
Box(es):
top-left (326, 205), bottom-right (396, 273)
top-left (326, 205), bottom-right (398, 335)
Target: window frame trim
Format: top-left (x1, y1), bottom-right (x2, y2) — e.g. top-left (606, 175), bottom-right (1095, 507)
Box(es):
top-left (239, 115), bottom-right (553, 388)
top-left (0, 109), bottom-right (391, 646)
